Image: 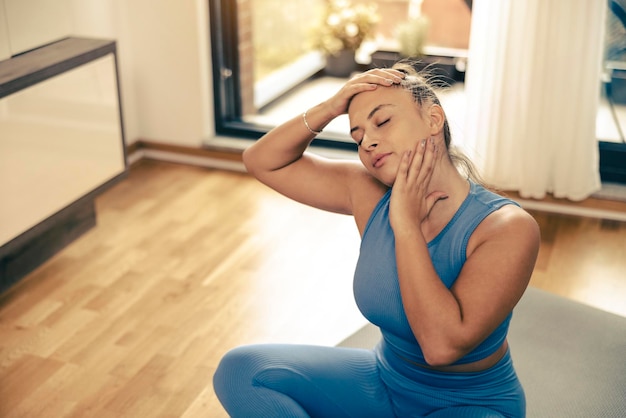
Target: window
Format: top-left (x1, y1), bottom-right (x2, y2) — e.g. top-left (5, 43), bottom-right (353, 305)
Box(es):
top-left (209, 0), bottom-right (625, 183)
top-left (208, 0), bottom-right (471, 152)
top-left (600, 0), bottom-right (626, 183)
top-left (209, 0), bottom-right (354, 149)
top-left (603, 1), bottom-right (626, 144)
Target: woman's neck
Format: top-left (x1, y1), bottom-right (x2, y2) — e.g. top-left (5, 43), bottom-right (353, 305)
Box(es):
top-left (421, 156), bottom-right (471, 240)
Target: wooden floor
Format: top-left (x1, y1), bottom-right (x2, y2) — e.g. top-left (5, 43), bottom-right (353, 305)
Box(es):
top-left (1, 160), bottom-right (625, 417)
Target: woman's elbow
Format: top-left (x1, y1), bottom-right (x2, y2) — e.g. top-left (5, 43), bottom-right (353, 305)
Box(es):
top-left (421, 343), bottom-right (468, 367)
top-left (241, 147), bottom-right (258, 175)
top-left (423, 352), bottom-right (457, 368)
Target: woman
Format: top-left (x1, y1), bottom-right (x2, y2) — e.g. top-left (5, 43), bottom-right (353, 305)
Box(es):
top-left (213, 63), bottom-right (540, 418)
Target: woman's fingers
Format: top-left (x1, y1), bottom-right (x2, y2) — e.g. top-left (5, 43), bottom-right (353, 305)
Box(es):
top-left (394, 138), bottom-right (429, 191)
top-left (408, 137), bottom-right (437, 187)
top-left (392, 137), bottom-right (447, 224)
top-left (350, 68), bottom-right (404, 88)
top-left (360, 69), bottom-right (404, 85)
top-left (395, 148), bottom-right (413, 186)
top-left (328, 68), bottom-right (405, 115)
top-left (425, 191), bottom-right (449, 210)
top-left (403, 138), bottom-right (426, 186)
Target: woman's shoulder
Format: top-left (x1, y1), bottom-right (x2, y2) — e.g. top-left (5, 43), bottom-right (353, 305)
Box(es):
top-left (471, 183), bottom-right (537, 232)
top-left (482, 203), bottom-right (539, 235)
top-left (470, 183), bottom-right (518, 208)
top-left (467, 200), bottom-right (540, 259)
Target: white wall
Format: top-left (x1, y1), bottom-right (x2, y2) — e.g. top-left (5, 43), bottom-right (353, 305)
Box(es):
top-left (2, 0), bottom-right (72, 54)
top-left (0, 0), bottom-right (214, 147)
top-left (115, 0), bottom-right (213, 146)
top-left (0, 4), bottom-right (10, 61)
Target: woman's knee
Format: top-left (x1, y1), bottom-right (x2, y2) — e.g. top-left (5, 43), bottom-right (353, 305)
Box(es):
top-left (214, 345), bottom-right (260, 394)
top-left (213, 345), bottom-right (315, 417)
top-left (214, 344), bottom-right (296, 397)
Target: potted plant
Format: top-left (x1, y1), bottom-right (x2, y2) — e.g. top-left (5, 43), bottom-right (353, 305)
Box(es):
top-left (395, 16), bottom-right (429, 59)
top-left (311, 0), bottom-right (379, 77)
top-left (370, 15), bottom-right (428, 75)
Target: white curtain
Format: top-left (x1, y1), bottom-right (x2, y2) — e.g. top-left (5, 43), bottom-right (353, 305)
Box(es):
top-left (463, 0), bottom-right (607, 200)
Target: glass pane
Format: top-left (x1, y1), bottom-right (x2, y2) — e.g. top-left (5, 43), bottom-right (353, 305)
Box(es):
top-left (601, 1), bottom-right (626, 143)
top-left (241, 0), bottom-right (473, 144)
top-left (241, 0), bottom-right (326, 127)
top-left (252, 0), bottom-right (323, 81)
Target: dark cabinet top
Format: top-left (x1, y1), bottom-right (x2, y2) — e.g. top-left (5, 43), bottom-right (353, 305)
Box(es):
top-left (0, 37), bottom-right (116, 99)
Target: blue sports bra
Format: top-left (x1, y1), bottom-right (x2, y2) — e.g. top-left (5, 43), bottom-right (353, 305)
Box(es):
top-left (353, 181), bottom-right (520, 365)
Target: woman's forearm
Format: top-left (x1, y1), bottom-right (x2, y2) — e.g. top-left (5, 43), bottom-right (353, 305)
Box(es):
top-left (394, 228), bottom-right (468, 365)
top-left (242, 70), bottom-right (400, 176)
top-left (242, 101), bottom-right (337, 175)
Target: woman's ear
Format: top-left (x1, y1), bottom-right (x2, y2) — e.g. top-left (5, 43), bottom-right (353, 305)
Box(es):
top-left (428, 104), bottom-right (446, 135)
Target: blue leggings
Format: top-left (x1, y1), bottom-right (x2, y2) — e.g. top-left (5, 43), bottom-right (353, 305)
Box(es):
top-left (213, 342), bottom-right (525, 417)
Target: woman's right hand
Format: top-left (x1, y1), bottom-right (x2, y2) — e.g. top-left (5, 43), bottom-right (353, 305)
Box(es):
top-left (324, 68), bottom-right (406, 117)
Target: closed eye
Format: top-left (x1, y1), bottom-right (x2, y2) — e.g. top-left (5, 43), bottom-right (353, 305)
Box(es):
top-left (351, 128), bottom-right (364, 146)
top-left (377, 118), bottom-right (390, 127)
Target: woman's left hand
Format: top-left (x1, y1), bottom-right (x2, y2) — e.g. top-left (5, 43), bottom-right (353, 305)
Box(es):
top-left (389, 137), bottom-right (448, 232)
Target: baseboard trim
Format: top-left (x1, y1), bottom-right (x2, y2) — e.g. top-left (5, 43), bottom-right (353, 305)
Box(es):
top-left (502, 188), bottom-right (626, 222)
top-left (127, 139), bottom-right (246, 172)
top-left (517, 198), bottom-right (626, 222)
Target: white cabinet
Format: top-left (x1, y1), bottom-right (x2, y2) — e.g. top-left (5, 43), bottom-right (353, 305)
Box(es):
top-left (0, 37), bottom-right (127, 291)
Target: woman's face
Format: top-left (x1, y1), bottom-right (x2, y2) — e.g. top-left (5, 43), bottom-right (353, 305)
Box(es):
top-left (348, 85), bottom-right (434, 186)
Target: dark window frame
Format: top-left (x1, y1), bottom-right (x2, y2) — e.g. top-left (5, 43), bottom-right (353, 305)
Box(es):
top-left (207, 0), bottom-right (358, 152)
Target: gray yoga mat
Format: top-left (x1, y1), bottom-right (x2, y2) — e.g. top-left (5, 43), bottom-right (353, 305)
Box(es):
top-left (338, 287), bottom-right (626, 418)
